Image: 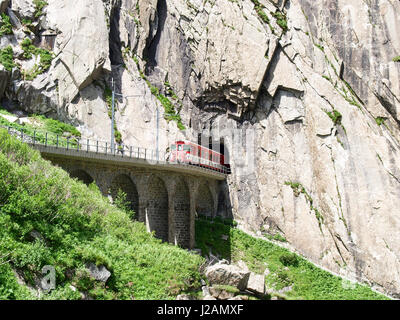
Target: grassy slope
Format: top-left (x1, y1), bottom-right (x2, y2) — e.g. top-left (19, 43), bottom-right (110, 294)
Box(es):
top-left (0, 129), bottom-right (204, 300)
top-left (195, 217), bottom-right (389, 300)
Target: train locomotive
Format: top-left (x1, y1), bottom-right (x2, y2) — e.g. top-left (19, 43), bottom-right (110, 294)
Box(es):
top-left (169, 140), bottom-right (230, 173)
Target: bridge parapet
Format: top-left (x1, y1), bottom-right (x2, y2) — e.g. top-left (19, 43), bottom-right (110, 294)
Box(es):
top-left (2, 125), bottom-right (228, 180)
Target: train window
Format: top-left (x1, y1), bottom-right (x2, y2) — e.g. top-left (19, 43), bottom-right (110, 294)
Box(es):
top-left (171, 145), bottom-right (176, 150)
top-left (183, 145), bottom-right (191, 151)
top-left (178, 145), bottom-right (183, 151)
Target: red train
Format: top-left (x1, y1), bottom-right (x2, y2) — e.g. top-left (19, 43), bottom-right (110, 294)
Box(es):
top-left (169, 140), bottom-right (230, 172)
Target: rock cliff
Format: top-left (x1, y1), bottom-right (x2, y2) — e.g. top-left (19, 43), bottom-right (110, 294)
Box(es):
top-left (1, 0), bottom-right (399, 298)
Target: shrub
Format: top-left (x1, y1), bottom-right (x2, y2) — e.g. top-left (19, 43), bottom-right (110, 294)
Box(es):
top-left (21, 38), bottom-right (36, 59)
top-left (375, 117), bottom-right (385, 126)
top-left (113, 189), bottom-right (136, 220)
top-left (272, 11), bottom-right (288, 32)
top-left (276, 269), bottom-right (293, 287)
top-left (279, 253), bottom-right (299, 267)
top-left (0, 13), bottom-right (13, 36)
top-left (21, 45), bottom-right (54, 80)
top-left (393, 56), bottom-right (400, 63)
top-left (33, 0), bottom-right (48, 19)
top-left (0, 46), bottom-right (14, 71)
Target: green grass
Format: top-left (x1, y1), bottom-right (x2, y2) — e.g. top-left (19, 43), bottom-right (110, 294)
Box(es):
top-left (195, 217), bottom-right (388, 300)
top-left (0, 130), bottom-right (204, 300)
top-left (392, 56), bottom-right (400, 63)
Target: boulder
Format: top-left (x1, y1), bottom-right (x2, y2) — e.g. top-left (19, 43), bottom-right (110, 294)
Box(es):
top-left (205, 262), bottom-right (250, 291)
top-left (85, 263), bottom-right (111, 283)
top-left (246, 272), bottom-right (265, 296)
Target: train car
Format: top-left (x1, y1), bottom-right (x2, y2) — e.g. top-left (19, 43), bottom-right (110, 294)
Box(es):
top-left (169, 140), bottom-right (229, 172)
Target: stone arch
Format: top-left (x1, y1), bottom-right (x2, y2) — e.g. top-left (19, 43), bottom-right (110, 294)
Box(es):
top-left (69, 169), bottom-right (94, 186)
top-left (196, 182), bottom-right (214, 217)
top-left (109, 174), bottom-right (139, 218)
top-left (146, 175), bottom-right (169, 242)
top-left (174, 179), bottom-right (190, 248)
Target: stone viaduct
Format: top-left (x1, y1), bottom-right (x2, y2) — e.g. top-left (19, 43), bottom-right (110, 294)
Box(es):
top-left (29, 143), bottom-right (229, 250)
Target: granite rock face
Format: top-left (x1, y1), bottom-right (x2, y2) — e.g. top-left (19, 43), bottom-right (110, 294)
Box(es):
top-left (1, 0), bottom-right (400, 298)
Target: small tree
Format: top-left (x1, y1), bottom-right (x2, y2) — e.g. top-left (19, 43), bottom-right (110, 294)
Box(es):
top-left (114, 189), bottom-right (135, 220)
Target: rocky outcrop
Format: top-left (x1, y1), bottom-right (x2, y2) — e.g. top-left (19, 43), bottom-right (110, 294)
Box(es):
top-left (1, 0), bottom-right (400, 298)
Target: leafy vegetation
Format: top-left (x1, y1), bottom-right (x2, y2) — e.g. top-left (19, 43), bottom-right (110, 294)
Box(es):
top-left (375, 116), bottom-right (386, 126)
top-left (20, 39), bottom-right (54, 80)
top-left (326, 109), bottom-right (342, 126)
top-left (392, 56), bottom-right (400, 63)
top-left (0, 46), bottom-right (14, 71)
top-left (21, 38), bottom-right (37, 60)
top-left (0, 13), bottom-right (13, 36)
top-left (33, 0), bottom-right (48, 19)
top-left (0, 130), bottom-right (204, 299)
top-left (271, 11), bottom-right (288, 33)
top-left (195, 217), bottom-right (388, 300)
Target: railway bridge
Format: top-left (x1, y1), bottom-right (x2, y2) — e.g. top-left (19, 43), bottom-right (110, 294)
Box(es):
top-left (7, 127), bottom-right (229, 249)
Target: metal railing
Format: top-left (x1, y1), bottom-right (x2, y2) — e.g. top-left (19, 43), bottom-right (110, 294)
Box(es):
top-left (1, 125), bottom-right (230, 175)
